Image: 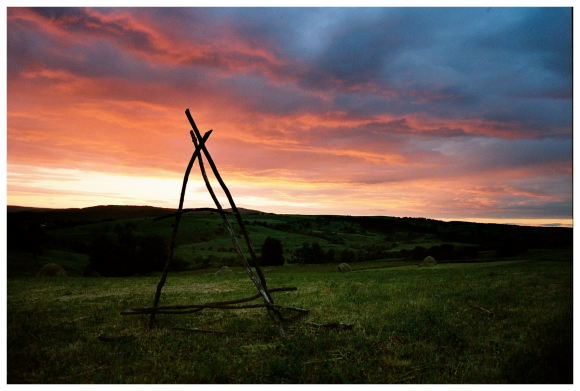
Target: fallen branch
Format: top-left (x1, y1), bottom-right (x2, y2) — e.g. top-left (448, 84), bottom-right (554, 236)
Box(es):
top-left (122, 302), bottom-right (309, 316)
top-left (124, 303), bottom-right (274, 315)
top-left (127, 287), bottom-right (297, 312)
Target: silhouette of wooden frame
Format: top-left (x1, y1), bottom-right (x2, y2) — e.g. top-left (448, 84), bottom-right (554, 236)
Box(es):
top-left (122, 109), bottom-right (307, 335)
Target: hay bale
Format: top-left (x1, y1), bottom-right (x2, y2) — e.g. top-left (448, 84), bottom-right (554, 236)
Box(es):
top-left (419, 256), bottom-right (437, 267)
top-left (36, 263), bottom-right (67, 277)
top-left (215, 266), bottom-right (233, 275)
top-left (337, 263), bottom-right (352, 272)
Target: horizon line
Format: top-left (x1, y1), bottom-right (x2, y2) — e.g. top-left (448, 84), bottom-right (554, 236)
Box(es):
top-left (6, 203), bottom-right (573, 229)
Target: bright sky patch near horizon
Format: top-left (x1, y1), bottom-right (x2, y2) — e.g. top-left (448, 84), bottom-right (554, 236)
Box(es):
top-left (7, 7), bottom-right (572, 227)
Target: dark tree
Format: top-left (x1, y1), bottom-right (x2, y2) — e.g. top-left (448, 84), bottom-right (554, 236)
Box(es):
top-left (409, 245), bottom-right (427, 260)
top-left (87, 223), bottom-right (169, 276)
top-left (339, 248), bottom-right (357, 263)
top-left (292, 242), bottom-right (335, 264)
top-left (7, 217), bottom-right (46, 259)
top-left (260, 237), bottom-right (284, 266)
top-left (136, 235), bottom-right (167, 273)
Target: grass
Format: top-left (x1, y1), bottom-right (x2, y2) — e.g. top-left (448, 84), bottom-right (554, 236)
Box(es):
top-left (7, 251), bottom-right (572, 384)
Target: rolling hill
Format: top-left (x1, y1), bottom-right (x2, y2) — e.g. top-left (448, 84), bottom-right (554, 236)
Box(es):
top-left (7, 205), bottom-right (572, 277)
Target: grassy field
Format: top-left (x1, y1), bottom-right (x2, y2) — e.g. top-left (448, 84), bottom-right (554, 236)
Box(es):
top-left (7, 250), bottom-right (572, 384)
top-left (12, 208), bottom-right (569, 276)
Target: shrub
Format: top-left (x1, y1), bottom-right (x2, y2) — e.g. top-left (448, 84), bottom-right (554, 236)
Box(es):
top-left (400, 244), bottom-right (479, 262)
top-left (292, 242), bottom-right (331, 264)
top-left (170, 255), bottom-right (190, 271)
top-left (495, 238), bottom-right (528, 257)
top-left (87, 224), bottom-right (169, 276)
top-left (427, 244), bottom-right (455, 260)
top-left (407, 246), bottom-right (427, 260)
top-left (8, 221), bottom-right (46, 258)
top-left (339, 249), bottom-right (357, 263)
top-left (260, 237), bottom-right (284, 266)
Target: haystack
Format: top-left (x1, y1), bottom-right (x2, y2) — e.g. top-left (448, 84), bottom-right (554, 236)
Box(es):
top-left (36, 263), bottom-right (67, 277)
top-left (419, 256), bottom-right (437, 267)
top-left (337, 263), bottom-right (352, 272)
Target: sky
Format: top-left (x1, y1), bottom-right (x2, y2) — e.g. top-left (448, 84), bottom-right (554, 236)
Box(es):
top-left (6, 7), bottom-right (573, 226)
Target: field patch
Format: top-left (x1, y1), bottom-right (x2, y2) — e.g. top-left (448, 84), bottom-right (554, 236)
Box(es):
top-left (7, 257), bottom-right (572, 383)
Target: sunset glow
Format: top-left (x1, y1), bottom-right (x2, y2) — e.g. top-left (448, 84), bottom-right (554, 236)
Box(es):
top-left (7, 7), bottom-right (572, 227)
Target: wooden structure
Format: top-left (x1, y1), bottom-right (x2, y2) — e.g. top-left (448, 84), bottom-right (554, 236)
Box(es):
top-left (122, 109), bottom-right (307, 335)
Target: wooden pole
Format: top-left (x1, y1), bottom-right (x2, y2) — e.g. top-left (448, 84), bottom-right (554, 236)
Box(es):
top-left (184, 109), bottom-right (270, 293)
top-left (149, 130), bottom-right (212, 328)
top-left (190, 132), bottom-right (285, 334)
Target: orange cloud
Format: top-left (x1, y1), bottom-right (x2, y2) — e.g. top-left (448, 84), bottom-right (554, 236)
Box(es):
top-left (7, 7), bottom-right (572, 225)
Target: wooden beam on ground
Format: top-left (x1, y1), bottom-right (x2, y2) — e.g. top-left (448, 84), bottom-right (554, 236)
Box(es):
top-left (131, 287), bottom-right (297, 312)
top-left (123, 303), bottom-right (309, 316)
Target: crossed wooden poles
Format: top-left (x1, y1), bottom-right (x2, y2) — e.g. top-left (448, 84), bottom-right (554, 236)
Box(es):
top-left (122, 109), bottom-right (307, 335)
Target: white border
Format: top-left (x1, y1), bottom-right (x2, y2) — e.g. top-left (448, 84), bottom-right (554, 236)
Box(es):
top-left (2, 3), bottom-right (576, 389)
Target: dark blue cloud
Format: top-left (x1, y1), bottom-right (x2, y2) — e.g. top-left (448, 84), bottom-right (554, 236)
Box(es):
top-left (215, 74), bottom-right (326, 116)
top-left (477, 8), bottom-right (572, 78)
top-left (29, 7), bottom-right (162, 54)
top-left (481, 199), bottom-right (572, 219)
top-left (9, 6), bottom-right (572, 141)
top-left (29, 7), bottom-right (85, 19)
top-left (222, 7), bottom-right (571, 139)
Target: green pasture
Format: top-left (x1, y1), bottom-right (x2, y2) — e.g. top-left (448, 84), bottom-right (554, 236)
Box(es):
top-left (7, 254), bottom-right (572, 383)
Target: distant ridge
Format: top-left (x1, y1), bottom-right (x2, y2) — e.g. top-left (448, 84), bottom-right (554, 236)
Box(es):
top-left (6, 205), bottom-right (569, 229)
top-left (7, 204), bottom-right (270, 222)
top-left (224, 207), bottom-right (270, 215)
top-left (6, 204), bottom-right (272, 231)
top-left (8, 204), bottom-right (172, 215)
top-left (8, 205), bottom-right (268, 215)
top-left (7, 205), bottom-right (174, 227)
top-left (7, 205), bottom-right (60, 213)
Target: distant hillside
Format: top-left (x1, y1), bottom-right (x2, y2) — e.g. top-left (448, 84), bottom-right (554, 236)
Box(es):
top-left (7, 206), bottom-right (59, 213)
top-left (6, 204), bottom-right (270, 228)
top-left (7, 205), bottom-right (173, 228)
top-left (7, 204), bottom-right (572, 277)
top-left (224, 207), bottom-right (270, 214)
top-left (8, 204), bottom-right (267, 216)
top-left (8, 204), bottom-right (172, 214)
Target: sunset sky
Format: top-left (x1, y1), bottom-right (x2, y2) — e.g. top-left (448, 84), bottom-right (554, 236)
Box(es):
top-left (7, 7), bottom-right (572, 226)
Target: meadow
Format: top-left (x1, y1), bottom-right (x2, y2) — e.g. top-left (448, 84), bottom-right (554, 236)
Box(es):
top-left (7, 207), bottom-right (573, 383)
top-left (8, 251), bottom-right (572, 383)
